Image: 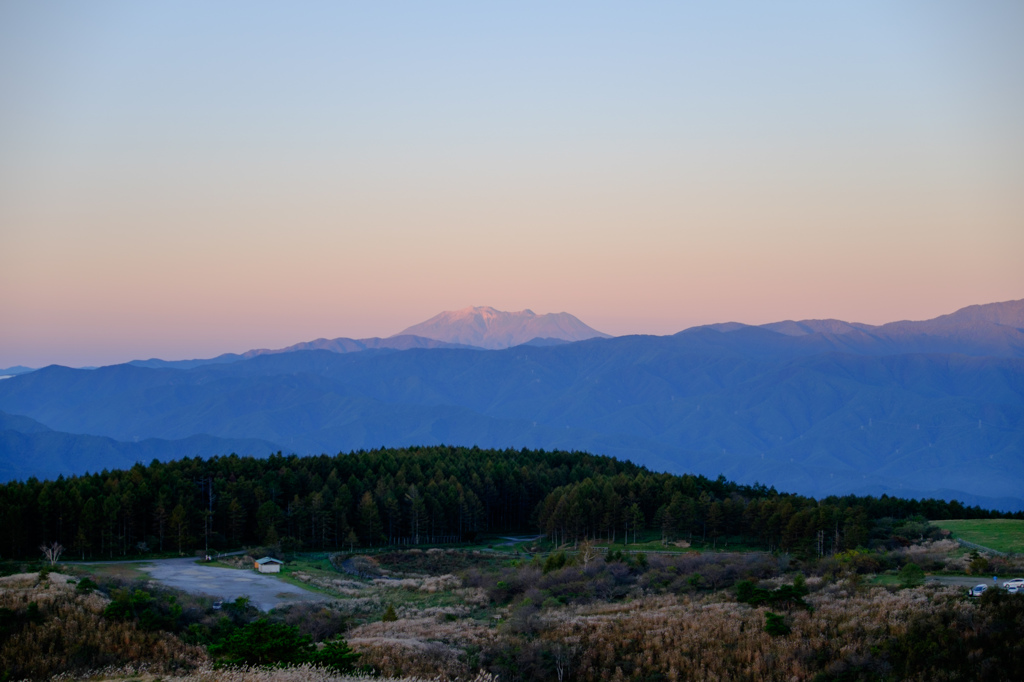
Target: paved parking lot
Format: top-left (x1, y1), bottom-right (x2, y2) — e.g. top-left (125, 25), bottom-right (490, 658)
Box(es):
top-left (138, 557), bottom-right (327, 612)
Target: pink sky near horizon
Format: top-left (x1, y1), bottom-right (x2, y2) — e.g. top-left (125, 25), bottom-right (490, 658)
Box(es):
top-left (2, 2), bottom-right (1022, 368)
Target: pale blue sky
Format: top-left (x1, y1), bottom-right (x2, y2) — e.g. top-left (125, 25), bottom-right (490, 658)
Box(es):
top-left (2, 2), bottom-right (1022, 366)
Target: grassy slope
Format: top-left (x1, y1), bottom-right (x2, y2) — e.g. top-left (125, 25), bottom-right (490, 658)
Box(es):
top-left (74, 562), bottom-right (153, 580)
top-left (934, 519), bottom-right (1024, 554)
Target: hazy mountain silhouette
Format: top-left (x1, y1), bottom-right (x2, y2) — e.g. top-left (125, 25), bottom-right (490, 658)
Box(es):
top-left (1, 299), bottom-right (1021, 509)
top-left (0, 366), bottom-right (35, 377)
top-left (128, 334), bottom-right (476, 370)
top-left (397, 306), bottom-right (611, 349)
top-left (756, 299), bottom-right (1024, 357)
top-left (0, 412), bottom-right (281, 481)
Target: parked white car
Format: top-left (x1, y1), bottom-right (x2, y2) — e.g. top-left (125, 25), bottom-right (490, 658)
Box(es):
top-left (969, 584), bottom-right (988, 597)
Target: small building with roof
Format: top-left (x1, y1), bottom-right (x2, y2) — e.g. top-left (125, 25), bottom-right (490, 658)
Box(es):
top-left (254, 557), bottom-right (284, 573)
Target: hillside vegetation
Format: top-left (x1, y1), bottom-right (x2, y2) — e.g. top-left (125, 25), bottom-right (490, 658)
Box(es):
top-left (1, 449), bottom-right (1022, 679)
top-left (0, 571), bottom-right (206, 678)
top-left (10, 538), bottom-right (1024, 681)
top-left (0, 447), bottom-right (1016, 562)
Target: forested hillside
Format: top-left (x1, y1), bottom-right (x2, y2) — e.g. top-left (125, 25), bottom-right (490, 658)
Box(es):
top-left (1, 447), bottom-right (1014, 561)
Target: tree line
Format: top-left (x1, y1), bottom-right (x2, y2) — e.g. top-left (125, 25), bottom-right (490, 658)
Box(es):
top-left (0, 446), bottom-right (1014, 560)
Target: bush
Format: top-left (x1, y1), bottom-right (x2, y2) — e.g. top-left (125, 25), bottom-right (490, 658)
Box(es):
top-left (764, 611), bottom-right (791, 636)
top-left (898, 563), bottom-right (925, 589)
top-left (314, 637), bottom-right (361, 672)
top-left (735, 578), bottom-right (809, 610)
top-left (278, 603), bottom-right (350, 642)
top-left (968, 551), bottom-right (992, 576)
top-left (543, 552), bottom-right (567, 574)
top-left (75, 577), bottom-right (98, 594)
top-left (103, 587), bottom-right (183, 632)
top-left (209, 619), bottom-right (314, 666)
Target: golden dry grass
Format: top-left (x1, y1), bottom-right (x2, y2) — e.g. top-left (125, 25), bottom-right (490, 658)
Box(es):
top-left (54, 665), bottom-right (498, 682)
top-left (532, 584), bottom-right (973, 682)
top-left (317, 578), bottom-right (986, 682)
top-left (0, 572), bottom-right (206, 680)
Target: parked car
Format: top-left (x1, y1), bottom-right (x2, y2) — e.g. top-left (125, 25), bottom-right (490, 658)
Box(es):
top-left (969, 584), bottom-right (988, 597)
top-left (1002, 578), bottom-right (1024, 593)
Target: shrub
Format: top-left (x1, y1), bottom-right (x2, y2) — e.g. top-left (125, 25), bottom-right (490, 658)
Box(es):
top-left (793, 572), bottom-right (807, 593)
top-left (898, 563), bottom-right (925, 589)
top-left (75, 577), bottom-right (99, 594)
top-left (543, 552), bottom-right (567, 574)
top-left (735, 578), bottom-right (809, 610)
top-left (312, 637), bottom-right (360, 672)
top-left (103, 587), bottom-right (183, 632)
top-left (277, 603), bottom-right (350, 642)
top-left (764, 611), bottom-right (791, 636)
top-left (968, 551), bottom-right (992, 576)
top-left (209, 619), bottom-right (314, 666)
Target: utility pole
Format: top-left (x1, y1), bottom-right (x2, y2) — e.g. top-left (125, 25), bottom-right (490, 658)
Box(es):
top-left (197, 476), bottom-right (215, 558)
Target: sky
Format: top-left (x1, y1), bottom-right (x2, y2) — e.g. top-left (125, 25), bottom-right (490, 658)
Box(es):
top-left (2, 1), bottom-right (1022, 368)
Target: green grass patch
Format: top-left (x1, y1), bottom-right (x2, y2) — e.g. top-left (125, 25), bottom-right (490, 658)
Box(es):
top-left (72, 562), bottom-right (152, 581)
top-left (274, 572), bottom-right (339, 598)
top-left (597, 532), bottom-right (763, 554)
top-left (275, 557), bottom-right (477, 612)
top-left (934, 519), bottom-right (1024, 555)
top-left (284, 557), bottom-right (336, 572)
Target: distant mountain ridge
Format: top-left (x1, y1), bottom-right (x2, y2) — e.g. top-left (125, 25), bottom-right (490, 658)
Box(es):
top-left (397, 306), bottom-right (612, 349)
top-left (121, 299), bottom-right (1024, 371)
top-left (0, 411), bottom-right (281, 481)
top-left (130, 307), bottom-right (609, 369)
top-left (749, 299), bottom-right (1024, 357)
top-left (0, 298), bottom-right (1021, 510)
top-left (0, 366), bottom-right (35, 377)
top-left (128, 335), bottom-right (476, 370)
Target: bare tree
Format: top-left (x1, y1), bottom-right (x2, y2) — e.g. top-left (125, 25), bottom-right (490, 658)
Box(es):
top-left (578, 538), bottom-right (600, 568)
top-left (39, 541), bottom-right (65, 566)
top-left (548, 638), bottom-right (581, 682)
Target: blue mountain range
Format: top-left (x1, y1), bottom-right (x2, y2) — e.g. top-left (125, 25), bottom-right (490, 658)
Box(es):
top-left (0, 300), bottom-right (1021, 509)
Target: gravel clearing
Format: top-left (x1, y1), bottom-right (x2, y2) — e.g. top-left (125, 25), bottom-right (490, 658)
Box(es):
top-left (139, 557), bottom-right (328, 612)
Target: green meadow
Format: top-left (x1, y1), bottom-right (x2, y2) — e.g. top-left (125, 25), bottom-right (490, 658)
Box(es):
top-left (934, 519), bottom-right (1024, 554)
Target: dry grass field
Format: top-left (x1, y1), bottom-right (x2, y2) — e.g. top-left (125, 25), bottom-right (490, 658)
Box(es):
top-left (6, 539), bottom-right (1024, 681)
top-left (0, 571), bottom-right (207, 679)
